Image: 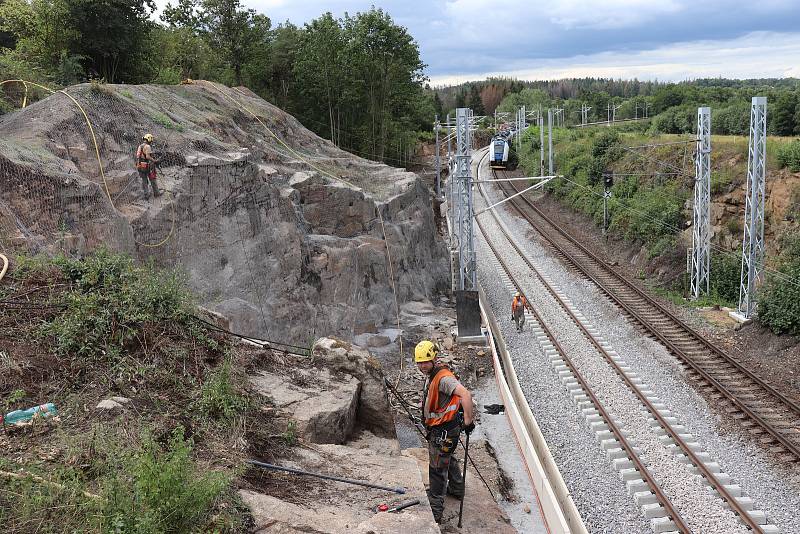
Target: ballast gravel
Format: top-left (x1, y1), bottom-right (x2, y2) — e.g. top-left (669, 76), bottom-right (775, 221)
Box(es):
top-left (476, 173), bottom-right (800, 533)
top-left (475, 196), bottom-right (750, 534)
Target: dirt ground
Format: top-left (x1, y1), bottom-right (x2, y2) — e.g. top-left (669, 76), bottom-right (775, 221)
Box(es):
top-left (531, 193), bottom-right (800, 404)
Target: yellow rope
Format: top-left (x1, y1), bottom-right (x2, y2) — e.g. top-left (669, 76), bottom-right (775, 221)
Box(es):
top-left (0, 253), bottom-right (8, 282)
top-left (0, 80), bottom-right (111, 202)
top-left (1, 79), bottom-right (176, 248)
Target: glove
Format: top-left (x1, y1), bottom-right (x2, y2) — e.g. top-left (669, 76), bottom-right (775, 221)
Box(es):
top-left (463, 422), bottom-right (475, 435)
top-left (510, 316), bottom-right (514, 321)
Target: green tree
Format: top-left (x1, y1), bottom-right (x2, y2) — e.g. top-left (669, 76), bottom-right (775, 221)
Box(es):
top-left (772, 91), bottom-right (798, 136)
top-left (467, 84), bottom-right (485, 115)
top-left (199, 0), bottom-right (270, 86)
top-left (65, 0), bottom-right (155, 82)
top-left (294, 13), bottom-right (346, 145)
top-left (343, 8), bottom-right (426, 160)
top-left (432, 91), bottom-right (443, 119)
top-left (454, 89), bottom-right (466, 108)
top-left (264, 22), bottom-right (300, 111)
top-left (163, 0), bottom-right (270, 86)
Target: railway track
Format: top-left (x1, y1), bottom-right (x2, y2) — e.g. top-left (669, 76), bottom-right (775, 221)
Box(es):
top-left (474, 150), bottom-right (776, 532)
top-left (490, 166), bottom-right (800, 464)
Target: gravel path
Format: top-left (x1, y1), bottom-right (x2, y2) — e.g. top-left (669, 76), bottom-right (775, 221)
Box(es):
top-left (476, 162), bottom-right (800, 533)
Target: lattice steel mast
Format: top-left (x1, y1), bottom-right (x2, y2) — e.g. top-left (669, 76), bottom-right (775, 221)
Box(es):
top-left (738, 97), bottom-right (767, 318)
top-left (454, 107), bottom-right (476, 290)
top-left (691, 107), bottom-right (711, 299)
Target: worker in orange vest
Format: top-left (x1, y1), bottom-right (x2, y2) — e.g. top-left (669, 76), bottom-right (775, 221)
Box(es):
top-left (136, 133), bottom-right (161, 200)
top-left (415, 340), bottom-right (474, 523)
top-left (511, 291), bottom-right (526, 332)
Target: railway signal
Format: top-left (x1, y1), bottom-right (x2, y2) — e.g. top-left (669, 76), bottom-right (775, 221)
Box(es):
top-left (602, 173), bottom-right (613, 236)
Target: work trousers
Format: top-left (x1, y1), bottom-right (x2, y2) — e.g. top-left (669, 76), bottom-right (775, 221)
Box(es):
top-left (427, 423), bottom-right (464, 522)
top-left (139, 170), bottom-right (160, 198)
top-left (513, 310), bottom-right (525, 332)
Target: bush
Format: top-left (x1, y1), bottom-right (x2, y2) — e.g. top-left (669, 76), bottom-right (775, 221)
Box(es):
top-left (759, 231), bottom-right (800, 335)
top-left (102, 427), bottom-right (229, 533)
top-left (610, 185), bottom-right (684, 242)
top-left (649, 105), bottom-right (696, 134)
top-left (777, 140), bottom-right (800, 172)
top-left (1, 427), bottom-right (232, 533)
top-left (198, 358), bottom-right (247, 422)
top-left (711, 102), bottom-right (750, 135)
top-left (759, 263), bottom-right (800, 335)
top-left (153, 66), bottom-right (182, 85)
top-left (709, 253), bottom-right (740, 305)
top-left (44, 250), bottom-right (193, 358)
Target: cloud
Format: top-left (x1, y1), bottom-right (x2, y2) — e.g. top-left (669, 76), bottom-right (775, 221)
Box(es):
top-left (547, 0), bottom-right (684, 30)
top-left (428, 31), bottom-right (800, 84)
top-left (150, 1), bottom-right (800, 82)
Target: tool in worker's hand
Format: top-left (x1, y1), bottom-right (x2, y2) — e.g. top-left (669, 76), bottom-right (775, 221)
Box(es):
top-left (457, 432), bottom-right (470, 528)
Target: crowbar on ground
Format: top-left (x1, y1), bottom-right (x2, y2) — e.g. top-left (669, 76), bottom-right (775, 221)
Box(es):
top-left (246, 459), bottom-right (406, 494)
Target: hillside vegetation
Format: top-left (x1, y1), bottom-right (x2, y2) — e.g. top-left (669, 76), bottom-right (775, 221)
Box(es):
top-left (0, 251), bottom-right (291, 532)
top-left (513, 122), bottom-right (800, 335)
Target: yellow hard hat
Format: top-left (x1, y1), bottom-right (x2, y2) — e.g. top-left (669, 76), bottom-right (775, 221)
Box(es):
top-left (143, 133), bottom-right (154, 142)
top-left (414, 340), bottom-right (438, 363)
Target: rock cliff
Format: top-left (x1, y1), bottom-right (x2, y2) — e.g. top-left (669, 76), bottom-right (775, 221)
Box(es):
top-left (0, 81), bottom-right (449, 343)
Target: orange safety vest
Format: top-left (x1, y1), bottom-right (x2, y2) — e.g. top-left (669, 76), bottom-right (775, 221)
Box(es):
top-left (424, 367), bottom-right (461, 428)
top-left (136, 143), bottom-right (151, 171)
top-left (512, 295), bottom-right (526, 315)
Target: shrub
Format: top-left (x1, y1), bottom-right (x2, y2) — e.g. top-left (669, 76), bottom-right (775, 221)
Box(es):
top-left (198, 358), bottom-right (247, 422)
top-left (759, 231), bottom-right (800, 335)
top-left (758, 263), bottom-right (800, 335)
top-left (153, 66), bottom-right (182, 85)
top-left (44, 250), bottom-right (193, 358)
top-left (777, 140), bottom-right (800, 172)
top-left (102, 427), bottom-right (228, 533)
top-left (709, 253), bottom-right (740, 305)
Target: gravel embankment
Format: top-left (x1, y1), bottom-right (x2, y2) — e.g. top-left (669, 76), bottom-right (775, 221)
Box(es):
top-left (477, 170), bottom-right (800, 533)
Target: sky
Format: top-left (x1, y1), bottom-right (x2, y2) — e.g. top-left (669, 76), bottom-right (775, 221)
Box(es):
top-left (153, 1), bottom-right (800, 85)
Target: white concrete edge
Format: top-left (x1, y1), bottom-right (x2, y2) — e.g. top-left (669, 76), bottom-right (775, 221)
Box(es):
top-left (479, 285), bottom-right (588, 534)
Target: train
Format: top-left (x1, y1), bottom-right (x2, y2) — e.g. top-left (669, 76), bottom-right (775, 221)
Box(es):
top-left (489, 135), bottom-right (510, 169)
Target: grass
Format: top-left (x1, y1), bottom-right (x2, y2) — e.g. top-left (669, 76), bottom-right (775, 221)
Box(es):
top-left (1, 427), bottom-right (239, 533)
top-left (151, 112), bottom-right (186, 132)
top-left (0, 251), bottom-right (291, 532)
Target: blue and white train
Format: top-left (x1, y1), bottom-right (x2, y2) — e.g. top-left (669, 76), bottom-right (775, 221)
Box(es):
top-left (489, 135), bottom-right (510, 169)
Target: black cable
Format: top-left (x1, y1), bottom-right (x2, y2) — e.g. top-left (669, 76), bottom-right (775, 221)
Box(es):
top-left (188, 314), bottom-right (311, 355)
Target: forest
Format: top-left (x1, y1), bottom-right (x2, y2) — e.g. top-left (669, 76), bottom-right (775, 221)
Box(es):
top-left (438, 76), bottom-right (800, 137)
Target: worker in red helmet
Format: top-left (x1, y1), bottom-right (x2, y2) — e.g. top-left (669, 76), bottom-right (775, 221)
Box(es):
top-left (511, 291), bottom-right (527, 332)
top-left (415, 340), bottom-right (474, 523)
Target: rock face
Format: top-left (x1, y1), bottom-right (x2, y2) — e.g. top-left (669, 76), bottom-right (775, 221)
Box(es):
top-left (311, 337), bottom-right (395, 436)
top-left (249, 366), bottom-right (361, 444)
top-left (0, 82), bottom-right (449, 344)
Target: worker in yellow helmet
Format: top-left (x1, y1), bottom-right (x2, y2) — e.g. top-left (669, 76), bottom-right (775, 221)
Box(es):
top-left (415, 340), bottom-right (474, 523)
top-left (135, 133), bottom-right (161, 200)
